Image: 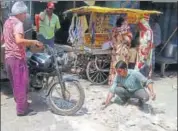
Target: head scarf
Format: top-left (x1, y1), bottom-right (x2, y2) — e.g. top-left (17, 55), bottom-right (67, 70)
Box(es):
top-left (11, 1), bottom-right (28, 16)
top-left (113, 21), bottom-right (130, 35)
top-left (138, 18), bottom-right (151, 31)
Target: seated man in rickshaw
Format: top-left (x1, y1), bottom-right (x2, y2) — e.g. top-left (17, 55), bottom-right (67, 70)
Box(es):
top-left (102, 60), bottom-right (156, 110)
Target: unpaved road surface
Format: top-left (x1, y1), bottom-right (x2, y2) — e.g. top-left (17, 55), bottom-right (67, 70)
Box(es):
top-left (1, 73), bottom-right (177, 131)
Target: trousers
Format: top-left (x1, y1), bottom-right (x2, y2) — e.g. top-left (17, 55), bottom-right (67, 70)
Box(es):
top-left (115, 87), bottom-right (149, 103)
top-left (37, 34), bottom-right (54, 48)
top-left (5, 57), bottom-right (29, 114)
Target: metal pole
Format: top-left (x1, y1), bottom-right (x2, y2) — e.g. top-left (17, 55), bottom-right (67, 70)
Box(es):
top-left (29, 1), bottom-right (32, 16)
top-left (157, 27), bottom-right (177, 56)
top-left (73, 1), bottom-right (76, 8)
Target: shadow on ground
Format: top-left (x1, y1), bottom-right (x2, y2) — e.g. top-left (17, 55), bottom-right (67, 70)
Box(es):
top-left (1, 80), bottom-right (88, 116)
top-left (114, 98), bottom-right (165, 116)
top-left (0, 80), bottom-right (13, 98)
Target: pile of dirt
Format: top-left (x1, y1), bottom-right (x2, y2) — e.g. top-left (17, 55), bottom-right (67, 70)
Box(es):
top-left (62, 80), bottom-right (177, 131)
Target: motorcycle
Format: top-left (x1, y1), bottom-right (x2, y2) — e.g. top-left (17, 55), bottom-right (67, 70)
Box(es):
top-left (27, 45), bottom-right (85, 116)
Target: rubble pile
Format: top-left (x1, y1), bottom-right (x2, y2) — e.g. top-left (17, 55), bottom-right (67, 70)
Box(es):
top-left (63, 81), bottom-right (177, 131)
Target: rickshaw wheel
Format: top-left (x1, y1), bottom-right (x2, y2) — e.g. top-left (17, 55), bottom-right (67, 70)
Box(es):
top-left (86, 59), bottom-right (110, 85)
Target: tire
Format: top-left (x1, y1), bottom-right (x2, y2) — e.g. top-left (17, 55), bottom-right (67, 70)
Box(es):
top-left (47, 81), bottom-right (85, 116)
top-left (86, 60), bottom-right (109, 85)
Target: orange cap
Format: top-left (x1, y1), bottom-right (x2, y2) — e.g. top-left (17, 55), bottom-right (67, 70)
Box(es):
top-left (47, 2), bottom-right (55, 9)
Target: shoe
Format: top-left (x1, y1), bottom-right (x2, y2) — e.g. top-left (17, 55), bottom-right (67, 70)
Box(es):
top-left (17, 109), bottom-right (37, 116)
top-left (138, 100), bottom-right (150, 114)
top-left (138, 99), bottom-right (144, 107)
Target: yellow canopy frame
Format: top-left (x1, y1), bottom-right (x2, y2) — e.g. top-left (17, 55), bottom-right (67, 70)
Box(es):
top-left (63, 6), bottom-right (162, 15)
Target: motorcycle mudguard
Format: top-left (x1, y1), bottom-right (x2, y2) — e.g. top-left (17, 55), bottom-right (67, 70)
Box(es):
top-left (45, 75), bottom-right (79, 96)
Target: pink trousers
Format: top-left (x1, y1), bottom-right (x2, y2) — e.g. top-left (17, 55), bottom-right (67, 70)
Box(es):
top-left (5, 57), bottom-right (29, 114)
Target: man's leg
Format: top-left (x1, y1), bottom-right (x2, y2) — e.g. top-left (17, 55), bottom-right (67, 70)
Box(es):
top-left (115, 87), bottom-right (131, 103)
top-left (48, 37), bottom-right (55, 48)
top-left (5, 58), bottom-right (28, 114)
top-left (132, 88), bottom-right (149, 105)
top-left (37, 34), bottom-right (46, 45)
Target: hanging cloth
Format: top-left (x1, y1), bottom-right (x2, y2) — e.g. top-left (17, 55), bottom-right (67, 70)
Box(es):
top-left (67, 14), bottom-right (78, 44)
top-left (79, 15), bottom-right (88, 33)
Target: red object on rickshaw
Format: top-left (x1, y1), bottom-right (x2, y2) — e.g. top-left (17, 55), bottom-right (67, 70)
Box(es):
top-left (35, 14), bottom-right (40, 32)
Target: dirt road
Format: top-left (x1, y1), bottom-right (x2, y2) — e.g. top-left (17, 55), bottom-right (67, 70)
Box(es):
top-left (1, 74), bottom-right (177, 131)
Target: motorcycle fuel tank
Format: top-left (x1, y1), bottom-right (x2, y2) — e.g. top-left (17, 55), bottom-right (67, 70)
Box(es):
top-left (29, 53), bottom-right (53, 72)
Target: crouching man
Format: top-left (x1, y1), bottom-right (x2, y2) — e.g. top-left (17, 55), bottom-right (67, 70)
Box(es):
top-left (102, 60), bottom-right (156, 110)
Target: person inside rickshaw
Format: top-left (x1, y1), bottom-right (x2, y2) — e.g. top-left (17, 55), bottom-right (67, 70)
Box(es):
top-left (108, 16), bottom-right (133, 86)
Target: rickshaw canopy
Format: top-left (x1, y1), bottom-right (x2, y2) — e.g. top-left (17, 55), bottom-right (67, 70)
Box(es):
top-left (63, 6), bottom-right (162, 15)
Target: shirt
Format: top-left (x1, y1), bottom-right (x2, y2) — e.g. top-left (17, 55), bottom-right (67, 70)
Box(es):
top-left (110, 69), bottom-right (153, 93)
top-left (3, 16), bottom-right (25, 59)
top-left (39, 12), bottom-right (61, 39)
top-left (151, 23), bottom-right (161, 47)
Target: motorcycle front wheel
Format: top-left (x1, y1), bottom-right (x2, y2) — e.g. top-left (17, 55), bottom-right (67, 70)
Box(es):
top-left (46, 81), bottom-right (85, 116)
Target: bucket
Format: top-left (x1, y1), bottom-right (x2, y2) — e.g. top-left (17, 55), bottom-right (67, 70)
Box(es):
top-left (163, 43), bottom-right (176, 58)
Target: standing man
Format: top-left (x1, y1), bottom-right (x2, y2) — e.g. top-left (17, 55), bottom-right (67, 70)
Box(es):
top-left (38, 2), bottom-right (61, 48)
top-left (102, 60), bottom-right (156, 110)
top-left (3, 1), bottom-right (43, 116)
top-left (150, 15), bottom-right (161, 72)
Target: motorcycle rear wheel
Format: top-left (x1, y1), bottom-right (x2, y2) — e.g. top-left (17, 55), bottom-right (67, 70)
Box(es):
top-left (46, 81), bottom-right (85, 116)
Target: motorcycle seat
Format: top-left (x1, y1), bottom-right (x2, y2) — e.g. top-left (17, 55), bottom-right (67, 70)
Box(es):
top-left (54, 44), bottom-right (73, 52)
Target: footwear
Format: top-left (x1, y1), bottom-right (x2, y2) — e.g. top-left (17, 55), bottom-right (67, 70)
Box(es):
top-left (138, 100), bottom-right (150, 113)
top-left (121, 97), bottom-right (129, 105)
top-left (17, 109), bottom-right (37, 116)
top-left (138, 99), bottom-right (144, 107)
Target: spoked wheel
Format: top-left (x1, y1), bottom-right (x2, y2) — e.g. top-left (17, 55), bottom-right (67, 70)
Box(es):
top-left (47, 81), bottom-right (85, 116)
top-left (86, 57), bottom-right (110, 85)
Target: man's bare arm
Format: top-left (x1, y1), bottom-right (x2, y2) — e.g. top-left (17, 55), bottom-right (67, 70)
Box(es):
top-left (39, 10), bottom-right (46, 21)
top-left (105, 92), bottom-right (114, 106)
top-left (147, 83), bottom-right (156, 100)
top-left (14, 34), bottom-right (42, 47)
top-left (102, 92), bottom-right (114, 109)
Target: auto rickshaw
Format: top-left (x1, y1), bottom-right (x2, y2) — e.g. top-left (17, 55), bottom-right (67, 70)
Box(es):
top-left (63, 6), bottom-right (162, 84)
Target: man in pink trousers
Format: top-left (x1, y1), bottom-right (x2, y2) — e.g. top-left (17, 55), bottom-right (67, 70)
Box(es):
top-left (2, 1), bottom-right (43, 116)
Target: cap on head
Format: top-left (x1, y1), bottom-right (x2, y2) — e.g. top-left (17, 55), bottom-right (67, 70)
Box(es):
top-left (47, 2), bottom-right (55, 9)
top-left (11, 1), bottom-right (28, 16)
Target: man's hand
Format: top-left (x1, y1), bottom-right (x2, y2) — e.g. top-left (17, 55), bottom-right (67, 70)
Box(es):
top-left (101, 105), bottom-right (107, 110)
top-left (32, 40), bottom-right (44, 48)
top-left (151, 92), bottom-right (156, 101)
top-left (147, 83), bottom-right (156, 101)
top-left (100, 102), bottom-right (107, 110)
top-left (101, 102), bottom-right (105, 105)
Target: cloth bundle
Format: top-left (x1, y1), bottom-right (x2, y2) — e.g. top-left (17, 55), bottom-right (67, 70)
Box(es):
top-left (11, 1), bottom-right (28, 16)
